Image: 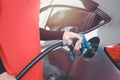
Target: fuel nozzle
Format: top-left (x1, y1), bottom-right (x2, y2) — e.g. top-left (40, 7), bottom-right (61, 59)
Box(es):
top-left (68, 33), bottom-right (100, 61)
top-left (81, 34), bottom-right (100, 60)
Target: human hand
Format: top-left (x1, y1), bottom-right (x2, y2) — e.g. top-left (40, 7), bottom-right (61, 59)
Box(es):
top-left (0, 72), bottom-right (16, 80)
top-left (62, 31), bottom-right (82, 51)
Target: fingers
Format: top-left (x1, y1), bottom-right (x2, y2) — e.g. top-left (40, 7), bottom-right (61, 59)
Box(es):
top-left (73, 33), bottom-right (82, 51)
top-left (62, 31), bottom-right (82, 51)
top-left (74, 40), bottom-right (82, 51)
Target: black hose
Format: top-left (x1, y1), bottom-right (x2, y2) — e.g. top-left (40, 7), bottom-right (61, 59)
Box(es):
top-left (16, 41), bottom-right (63, 80)
top-left (16, 38), bottom-right (77, 80)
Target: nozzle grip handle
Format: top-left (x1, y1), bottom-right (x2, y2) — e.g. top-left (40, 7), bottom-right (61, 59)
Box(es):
top-left (80, 34), bottom-right (90, 48)
top-left (62, 38), bottom-right (78, 46)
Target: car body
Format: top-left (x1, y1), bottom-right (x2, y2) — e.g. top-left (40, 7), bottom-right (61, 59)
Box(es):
top-left (40, 0), bottom-right (120, 80)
